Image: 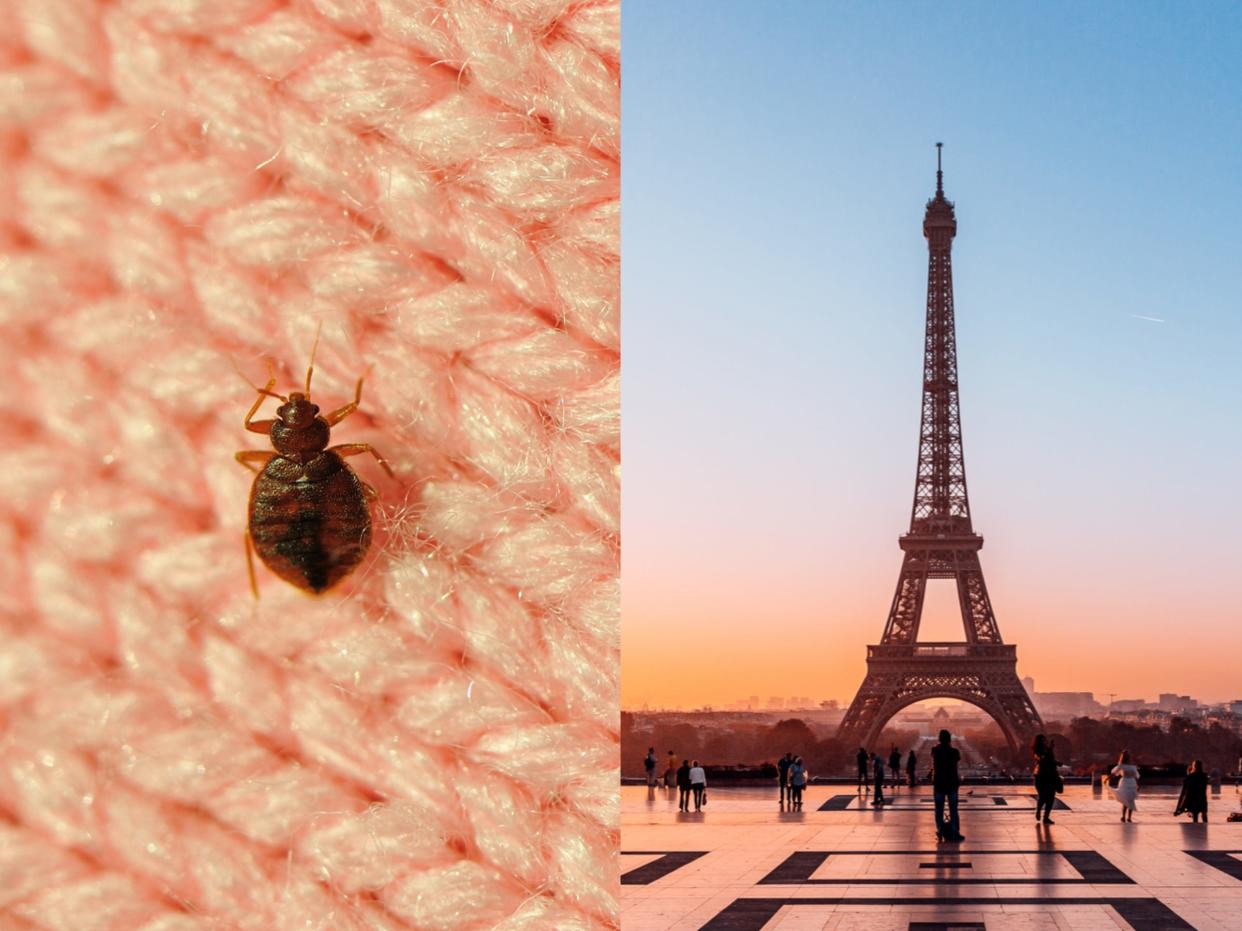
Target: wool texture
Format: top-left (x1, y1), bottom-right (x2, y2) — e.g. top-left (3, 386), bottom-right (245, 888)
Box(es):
top-left (0, 1), bottom-right (619, 928)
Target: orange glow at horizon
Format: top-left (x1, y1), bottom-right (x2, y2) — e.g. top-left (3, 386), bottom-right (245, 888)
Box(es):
top-left (623, 529), bottom-right (1242, 711)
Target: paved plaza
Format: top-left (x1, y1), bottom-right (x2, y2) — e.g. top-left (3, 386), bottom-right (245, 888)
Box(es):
top-left (621, 784), bottom-right (1242, 930)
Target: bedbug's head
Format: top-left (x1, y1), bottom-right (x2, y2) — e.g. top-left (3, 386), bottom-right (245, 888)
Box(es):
top-left (277, 392), bottom-right (320, 428)
top-left (272, 392), bottom-right (329, 457)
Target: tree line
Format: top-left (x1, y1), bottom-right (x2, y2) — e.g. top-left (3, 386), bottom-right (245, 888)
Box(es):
top-left (622, 712), bottom-right (1242, 778)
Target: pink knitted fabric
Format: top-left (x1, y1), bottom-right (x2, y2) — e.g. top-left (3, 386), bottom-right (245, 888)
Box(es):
top-left (0, 2), bottom-right (618, 929)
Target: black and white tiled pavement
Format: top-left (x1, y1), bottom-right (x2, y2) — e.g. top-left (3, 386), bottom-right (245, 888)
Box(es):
top-left (621, 785), bottom-right (1242, 930)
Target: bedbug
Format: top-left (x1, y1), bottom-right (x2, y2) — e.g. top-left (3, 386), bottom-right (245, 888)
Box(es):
top-left (235, 350), bottom-right (393, 595)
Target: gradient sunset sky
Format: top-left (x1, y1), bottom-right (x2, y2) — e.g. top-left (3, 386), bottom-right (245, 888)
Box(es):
top-left (622, 2), bottom-right (1242, 709)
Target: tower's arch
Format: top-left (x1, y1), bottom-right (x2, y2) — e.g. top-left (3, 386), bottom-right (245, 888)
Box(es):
top-left (846, 691), bottom-right (1027, 758)
top-left (838, 642), bottom-right (1042, 760)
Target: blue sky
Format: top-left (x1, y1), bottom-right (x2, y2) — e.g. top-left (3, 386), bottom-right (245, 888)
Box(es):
top-left (622, 2), bottom-right (1242, 707)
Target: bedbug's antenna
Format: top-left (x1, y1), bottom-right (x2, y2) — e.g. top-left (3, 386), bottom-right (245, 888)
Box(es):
top-left (232, 356), bottom-right (287, 401)
top-left (305, 321), bottom-right (323, 397)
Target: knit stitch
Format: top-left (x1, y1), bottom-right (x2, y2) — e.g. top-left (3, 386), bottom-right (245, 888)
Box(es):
top-left (0, 1), bottom-right (619, 928)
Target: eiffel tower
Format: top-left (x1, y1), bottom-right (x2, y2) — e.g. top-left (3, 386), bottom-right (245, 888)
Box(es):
top-left (837, 146), bottom-right (1043, 757)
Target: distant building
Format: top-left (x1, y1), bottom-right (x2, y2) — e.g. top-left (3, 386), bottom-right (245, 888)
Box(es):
top-left (1158, 693), bottom-right (1200, 713)
top-left (1033, 691), bottom-right (1103, 719)
top-left (1110, 698), bottom-right (1152, 713)
top-left (1230, 700), bottom-right (1242, 717)
top-left (766, 697), bottom-right (784, 710)
top-left (1021, 676), bottom-right (1035, 694)
top-left (898, 710), bottom-right (934, 734)
top-left (819, 699), bottom-right (840, 711)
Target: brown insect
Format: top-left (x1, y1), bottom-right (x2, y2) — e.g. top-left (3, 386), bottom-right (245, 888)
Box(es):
top-left (235, 348), bottom-right (392, 595)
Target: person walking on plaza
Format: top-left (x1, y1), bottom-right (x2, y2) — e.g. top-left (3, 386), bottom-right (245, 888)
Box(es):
top-left (664, 750), bottom-right (677, 789)
top-left (856, 747), bottom-right (870, 791)
top-left (906, 748), bottom-right (918, 788)
top-left (871, 753), bottom-right (886, 806)
top-left (778, 752), bottom-right (793, 807)
top-left (644, 747), bottom-right (658, 787)
top-left (676, 759), bottom-right (692, 812)
top-left (931, 729), bottom-right (964, 842)
top-left (1111, 750), bottom-right (1140, 822)
top-left (689, 760), bottom-right (707, 812)
top-left (1175, 760), bottom-right (1208, 823)
top-left (1032, 734), bottom-right (1061, 825)
top-left (889, 746), bottom-right (902, 790)
top-left (789, 755), bottom-right (807, 810)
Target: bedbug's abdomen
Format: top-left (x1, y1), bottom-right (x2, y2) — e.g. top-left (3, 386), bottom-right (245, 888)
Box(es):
top-left (249, 451), bottom-right (371, 593)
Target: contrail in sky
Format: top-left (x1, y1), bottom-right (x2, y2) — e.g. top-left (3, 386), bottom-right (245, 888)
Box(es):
top-left (1128, 314), bottom-right (1166, 323)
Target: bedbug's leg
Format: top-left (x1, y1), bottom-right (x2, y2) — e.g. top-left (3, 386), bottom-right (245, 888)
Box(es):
top-left (244, 377), bottom-right (280, 435)
top-left (324, 370), bottom-right (370, 426)
top-left (360, 480), bottom-right (378, 501)
top-left (331, 442), bottom-right (395, 478)
top-left (235, 450), bottom-right (273, 473)
top-left (244, 529), bottom-right (259, 600)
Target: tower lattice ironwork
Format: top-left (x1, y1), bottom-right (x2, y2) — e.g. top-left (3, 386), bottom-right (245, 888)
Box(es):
top-left (836, 146), bottom-right (1043, 756)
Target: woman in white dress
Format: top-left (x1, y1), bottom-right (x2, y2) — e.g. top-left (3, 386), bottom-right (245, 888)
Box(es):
top-left (1111, 750), bottom-right (1140, 822)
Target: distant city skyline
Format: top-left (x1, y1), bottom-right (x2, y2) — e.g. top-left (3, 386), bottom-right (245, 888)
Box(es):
top-left (623, 685), bottom-right (1242, 715)
top-left (624, 3), bottom-right (1242, 711)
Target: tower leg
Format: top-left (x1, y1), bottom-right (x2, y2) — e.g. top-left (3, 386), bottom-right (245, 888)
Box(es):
top-left (880, 551), bottom-right (930, 644)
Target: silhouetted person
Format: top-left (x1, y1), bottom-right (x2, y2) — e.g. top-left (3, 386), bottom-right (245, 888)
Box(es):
top-left (931, 729), bottom-right (963, 842)
top-left (778, 752), bottom-right (793, 806)
top-left (676, 759), bottom-right (691, 812)
top-left (906, 748), bottom-right (918, 787)
top-left (1032, 734), bottom-right (1060, 825)
top-left (789, 756), bottom-right (807, 810)
top-left (871, 753), bottom-right (886, 806)
top-left (664, 750), bottom-right (677, 789)
top-left (689, 759), bottom-right (707, 811)
top-left (1176, 760), bottom-right (1208, 823)
top-left (856, 747), bottom-right (869, 791)
top-left (644, 747), bottom-right (657, 788)
top-left (888, 746), bottom-right (902, 789)
top-left (1111, 750), bottom-right (1139, 822)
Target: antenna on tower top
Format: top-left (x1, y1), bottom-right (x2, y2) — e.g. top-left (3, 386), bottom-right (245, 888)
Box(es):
top-left (936, 142), bottom-right (944, 194)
